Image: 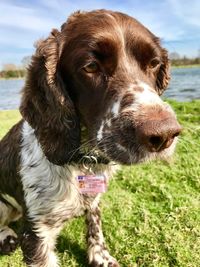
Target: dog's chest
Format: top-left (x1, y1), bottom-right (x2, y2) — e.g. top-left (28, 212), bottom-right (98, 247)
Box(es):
top-left (20, 161), bottom-right (111, 223)
top-left (20, 123), bottom-right (116, 224)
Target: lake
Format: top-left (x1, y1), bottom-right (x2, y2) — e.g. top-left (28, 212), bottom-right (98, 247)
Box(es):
top-left (0, 67), bottom-right (199, 110)
top-left (164, 67), bottom-right (200, 101)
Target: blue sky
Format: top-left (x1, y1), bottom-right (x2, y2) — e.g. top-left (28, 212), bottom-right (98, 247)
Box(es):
top-left (0, 0), bottom-right (200, 69)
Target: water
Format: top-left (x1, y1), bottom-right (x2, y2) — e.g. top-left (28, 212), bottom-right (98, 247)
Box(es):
top-left (163, 67), bottom-right (200, 101)
top-left (0, 79), bottom-right (23, 110)
top-left (0, 67), bottom-right (199, 110)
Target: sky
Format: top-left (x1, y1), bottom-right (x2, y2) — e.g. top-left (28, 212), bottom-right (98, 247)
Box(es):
top-left (0, 0), bottom-right (200, 70)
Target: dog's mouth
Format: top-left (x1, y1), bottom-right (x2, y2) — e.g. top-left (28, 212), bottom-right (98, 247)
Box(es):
top-left (95, 131), bottom-right (178, 165)
top-left (96, 135), bottom-right (143, 164)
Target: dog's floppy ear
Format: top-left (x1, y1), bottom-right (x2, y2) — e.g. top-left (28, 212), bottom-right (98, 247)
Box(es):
top-left (20, 29), bottom-right (80, 165)
top-left (156, 48), bottom-right (170, 95)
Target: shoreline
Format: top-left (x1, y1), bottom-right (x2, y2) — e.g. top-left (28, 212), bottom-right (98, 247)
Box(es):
top-left (0, 65), bottom-right (200, 80)
top-left (0, 77), bottom-right (25, 80)
top-left (0, 99), bottom-right (200, 112)
top-left (171, 64), bottom-right (200, 69)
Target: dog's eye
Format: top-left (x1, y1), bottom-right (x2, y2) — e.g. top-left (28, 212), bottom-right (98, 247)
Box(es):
top-left (149, 58), bottom-right (160, 69)
top-left (83, 62), bottom-right (99, 73)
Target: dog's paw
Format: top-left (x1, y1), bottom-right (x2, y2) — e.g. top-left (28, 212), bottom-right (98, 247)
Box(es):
top-left (89, 249), bottom-right (120, 267)
top-left (0, 226), bottom-right (18, 255)
top-left (90, 259), bottom-right (119, 267)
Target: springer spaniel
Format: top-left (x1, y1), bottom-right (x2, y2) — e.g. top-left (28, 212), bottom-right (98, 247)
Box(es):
top-left (0, 10), bottom-right (181, 267)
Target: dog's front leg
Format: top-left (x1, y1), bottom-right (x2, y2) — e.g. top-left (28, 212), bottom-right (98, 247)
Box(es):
top-left (20, 219), bottom-right (60, 267)
top-left (86, 201), bottom-right (119, 267)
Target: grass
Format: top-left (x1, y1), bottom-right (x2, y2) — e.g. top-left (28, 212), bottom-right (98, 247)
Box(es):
top-left (171, 65), bottom-right (200, 68)
top-left (0, 100), bottom-right (200, 267)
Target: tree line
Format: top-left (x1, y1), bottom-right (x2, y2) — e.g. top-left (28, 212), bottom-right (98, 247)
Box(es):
top-left (1, 54), bottom-right (200, 79)
top-left (0, 57), bottom-right (30, 79)
top-left (0, 69), bottom-right (26, 79)
top-left (169, 52), bottom-right (200, 66)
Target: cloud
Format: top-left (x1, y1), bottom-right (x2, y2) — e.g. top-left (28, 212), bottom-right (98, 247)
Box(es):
top-left (169, 0), bottom-right (200, 27)
top-left (0, 2), bottom-right (58, 32)
top-left (0, 0), bottom-right (199, 69)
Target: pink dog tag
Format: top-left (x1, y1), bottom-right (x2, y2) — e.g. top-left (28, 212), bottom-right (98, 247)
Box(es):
top-left (77, 175), bottom-right (107, 194)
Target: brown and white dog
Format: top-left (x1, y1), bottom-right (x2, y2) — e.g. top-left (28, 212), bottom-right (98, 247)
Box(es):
top-left (0, 10), bottom-right (181, 267)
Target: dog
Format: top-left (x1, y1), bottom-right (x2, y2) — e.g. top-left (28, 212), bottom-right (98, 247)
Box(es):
top-left (0, 9), bottom-right (181, 267)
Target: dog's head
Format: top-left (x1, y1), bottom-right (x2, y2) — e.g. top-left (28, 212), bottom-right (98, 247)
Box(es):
top-left (20, 10), bottom-right (181, 165)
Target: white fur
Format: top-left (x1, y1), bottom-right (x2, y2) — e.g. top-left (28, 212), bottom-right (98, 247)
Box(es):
top-left (0, 226), bottom-right (17, 241)
top-left (97, 100), bottom-right (121, 141)
top-left (135, 81), bottom-right (163, 105)
top-left (97, 100), bottom-right (121, 142)
top-left (97, 121), bottom-right (104, 141)
top-left (126, 81), bottom-right (162, 109)
top-left (111, 100), bottom-right (121, 117)
top-left (20, 121), bottom-right (84, 221)
top-left (106, 118), bottom-right (111, 127)
top-left (116, 143), bottom-right (127, 152)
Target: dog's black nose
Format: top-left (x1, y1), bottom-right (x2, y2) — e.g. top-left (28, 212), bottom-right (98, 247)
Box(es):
top-left (138, 118), bottom-right (182, 152)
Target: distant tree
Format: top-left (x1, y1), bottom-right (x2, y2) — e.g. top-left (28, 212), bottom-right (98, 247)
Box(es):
top-left (0, 63), bottom-right (27, 78)
top-left (21, 56), bottom-right (31, 69)
top-left (2, 63), bottom-right (17, 71)
top-left (169, 52), bottom-right (180, 60)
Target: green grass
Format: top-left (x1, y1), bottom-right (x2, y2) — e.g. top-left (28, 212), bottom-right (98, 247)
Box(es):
top-left (0, 100), bottom-right (200, 267)
top-left (171, 65), bottom-right (200, 68)
top-left (0, 110), bottom-right (21, 138)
